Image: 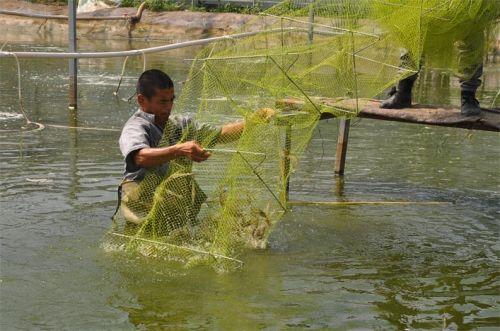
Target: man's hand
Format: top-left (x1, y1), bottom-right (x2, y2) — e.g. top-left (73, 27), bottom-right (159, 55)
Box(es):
top-left (134, 141), bottom-right (210, 168)
top-left (176, 141), bottom-right (211, 162)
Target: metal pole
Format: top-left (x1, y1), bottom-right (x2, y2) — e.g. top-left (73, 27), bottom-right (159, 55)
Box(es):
top-left (68, 0), bottom-right (77, 110)
top-left (308, 1), bottom-right (314, 45)
top-left (307, 1), bottom-right (314, 66)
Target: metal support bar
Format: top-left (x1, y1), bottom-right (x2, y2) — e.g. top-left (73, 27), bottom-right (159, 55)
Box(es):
top-left (307, 2), bottom-right (314, 45)
top-left (334, 119), bottom-right (350, 175)
top-left (0, 28), bottom-right (300, 59)
top-left (68, 0), bottom-right (77, 110)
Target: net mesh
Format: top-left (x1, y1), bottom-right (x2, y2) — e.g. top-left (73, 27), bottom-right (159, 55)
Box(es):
top-left (103, 0), bottom-right (499, 271)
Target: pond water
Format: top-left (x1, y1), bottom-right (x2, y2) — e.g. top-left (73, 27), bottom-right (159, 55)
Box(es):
top-left (0, 35), bottom-right (499, 330)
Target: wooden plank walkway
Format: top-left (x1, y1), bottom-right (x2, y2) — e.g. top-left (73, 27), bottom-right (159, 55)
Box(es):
top-left (277, 98), bottom-right (500, 132)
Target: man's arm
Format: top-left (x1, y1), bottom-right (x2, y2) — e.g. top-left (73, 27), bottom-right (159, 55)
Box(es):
top-left (217, 108), bottom-right (276, 144)
top-left (134, 141), bottom-right (210, 168)
top-left (137, 108), bottom-right (276, 166)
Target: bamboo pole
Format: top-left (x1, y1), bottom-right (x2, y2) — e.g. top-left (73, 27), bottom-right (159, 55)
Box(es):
top-left (289, 201), bottom-right (451, 206)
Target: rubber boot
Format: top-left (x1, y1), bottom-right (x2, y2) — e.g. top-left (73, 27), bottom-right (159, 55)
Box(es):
top-left (380, 75), bottom-right (416, 109)
top-left (461, 90), bottom-right (481, 116)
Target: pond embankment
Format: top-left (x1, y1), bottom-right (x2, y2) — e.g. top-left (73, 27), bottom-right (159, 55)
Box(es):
top-left (0, 0), bottom-right (258, 44)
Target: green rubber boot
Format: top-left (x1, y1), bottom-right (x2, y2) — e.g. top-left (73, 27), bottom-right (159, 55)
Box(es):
top-left (461, 90), bottom-right (481, 116)
top-left (380, 74), bottom-right (417, 109)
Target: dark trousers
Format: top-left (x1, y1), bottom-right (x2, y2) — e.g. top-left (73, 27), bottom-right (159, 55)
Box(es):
top-left (400, 29), bottom-right (484, 93)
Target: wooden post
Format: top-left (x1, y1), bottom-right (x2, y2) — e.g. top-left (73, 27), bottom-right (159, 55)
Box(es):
top-left (335, 175), bottom-right (345, 196)
top-left (281, 124), bottom-right (292, 203)
top-left (68, 0), bottom-right (77, 110)
top-left (334, 119), bottom-right (350, 175)
top-left (334, 31), bottom-right (356, 177)
top-left (68, 108), bottom-right (79, 200)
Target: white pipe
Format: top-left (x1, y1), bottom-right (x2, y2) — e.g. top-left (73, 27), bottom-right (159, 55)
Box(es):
top-left (0, 28), bottom-right (299, 59)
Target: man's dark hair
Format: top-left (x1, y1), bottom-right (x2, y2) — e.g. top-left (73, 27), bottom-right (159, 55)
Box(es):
top-left (136, 69), bottom-right (174, 99)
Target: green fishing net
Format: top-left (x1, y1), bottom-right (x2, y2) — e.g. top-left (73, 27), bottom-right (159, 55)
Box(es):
top-left (372, 0), bottom-right (500, 77)
top-left (104, 0), bottom-right (499, 271)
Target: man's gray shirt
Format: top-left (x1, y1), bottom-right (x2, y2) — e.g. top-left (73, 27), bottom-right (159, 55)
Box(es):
top-left (119, 110), bottom-right (220, 181)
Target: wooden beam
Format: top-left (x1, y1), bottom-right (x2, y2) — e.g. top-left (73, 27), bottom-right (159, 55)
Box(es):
top-left (276, 98), bottom-right (500, 132)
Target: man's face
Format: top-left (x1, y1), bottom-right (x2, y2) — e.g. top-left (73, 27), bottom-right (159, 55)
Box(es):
top-left (138, 87), bottom-right (175, 123)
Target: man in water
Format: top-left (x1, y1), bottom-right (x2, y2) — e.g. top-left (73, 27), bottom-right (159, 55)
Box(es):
top-left (117, 69), bottom-right (273, 236)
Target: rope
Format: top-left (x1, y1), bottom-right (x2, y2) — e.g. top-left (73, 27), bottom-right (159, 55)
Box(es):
top-left (45, 124), bottom-right (120, 132)
top-left (11, 53), bottom-right (30, 126)
top-left (117, 53), bottom-right (143, 102)
top-left (2, 53), bottom-right (118, 133)
top-left (289, 201), bottom-right (452, 206)
top-left (141, 50), bottom-right (147, 71)
top-left (3, 29), bottom-right (303, 113)
top-left (0, 122), bottom-right (45, 133)
top-left (113, 56), bottom-right (129, 96)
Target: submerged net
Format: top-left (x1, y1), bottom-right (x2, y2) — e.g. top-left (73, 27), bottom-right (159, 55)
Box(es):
top-left (104, 0), bottom-right (499, 271)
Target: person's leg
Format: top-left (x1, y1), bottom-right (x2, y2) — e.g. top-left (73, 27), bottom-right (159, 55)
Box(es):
top-left (457, 29), bottom-right (485, 116)
top-left (381, 51), bottom-right (420, 109)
